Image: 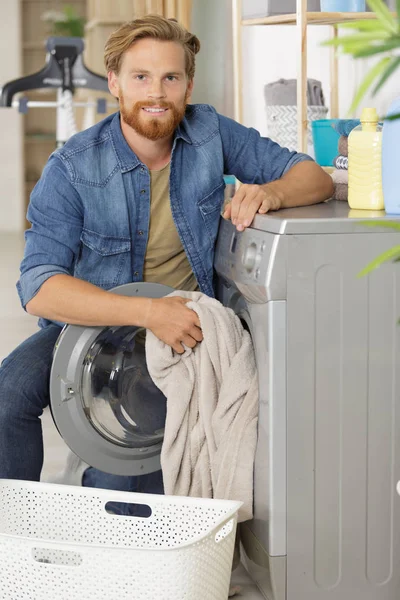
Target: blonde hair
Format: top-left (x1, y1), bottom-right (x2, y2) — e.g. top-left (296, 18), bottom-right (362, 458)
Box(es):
top-left (104, 15), bottom-right (200, 80)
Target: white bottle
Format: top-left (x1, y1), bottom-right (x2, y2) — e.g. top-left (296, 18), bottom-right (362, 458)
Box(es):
top-left (348, 107), bottom-right (384, 211)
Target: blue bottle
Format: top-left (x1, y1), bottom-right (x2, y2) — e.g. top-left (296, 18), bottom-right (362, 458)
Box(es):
top-left (382, 97), bottom-right (400, 214)
top-left (320, 0), bottom-right (366, 10)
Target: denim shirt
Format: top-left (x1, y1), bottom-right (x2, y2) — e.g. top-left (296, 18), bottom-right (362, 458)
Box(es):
top-left (17, 104), bottom-right (312, 326)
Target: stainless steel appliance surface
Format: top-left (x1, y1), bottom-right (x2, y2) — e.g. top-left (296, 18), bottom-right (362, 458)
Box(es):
top-left (214, 200), bottom-right (400, 600)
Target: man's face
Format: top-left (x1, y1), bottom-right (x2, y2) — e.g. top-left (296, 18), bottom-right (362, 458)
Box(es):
top-left (108, 38), bottom-right (193, 141)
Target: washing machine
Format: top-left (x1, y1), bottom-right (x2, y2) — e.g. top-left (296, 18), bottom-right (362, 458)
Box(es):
top-left (50, 282), bottom-right (173, 476)
top-left (214, 200), bottom-right (400, 600)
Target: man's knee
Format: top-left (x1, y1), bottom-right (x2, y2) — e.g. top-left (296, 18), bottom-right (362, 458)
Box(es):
top-left (0, 358), bottom-right (48, 420)
top-left (0, 326), bottom-right (60, 419)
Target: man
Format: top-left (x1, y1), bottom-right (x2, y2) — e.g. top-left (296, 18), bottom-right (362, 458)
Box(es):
top-left (0, 15), bottom-right (333, 491)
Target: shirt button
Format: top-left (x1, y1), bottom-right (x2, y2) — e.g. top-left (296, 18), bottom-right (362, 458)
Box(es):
top-left (138, 230), bottom-right (144, 236)
top-left (140, 189), bottom-right (146, 194)
top-left (140, 167), bottom-right (145, 173)
top-left (134, 271), bottom-right (139, 276)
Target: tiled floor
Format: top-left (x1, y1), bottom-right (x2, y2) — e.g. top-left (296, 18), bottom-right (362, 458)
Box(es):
top-left (1, 231), bottom-right (266, 599)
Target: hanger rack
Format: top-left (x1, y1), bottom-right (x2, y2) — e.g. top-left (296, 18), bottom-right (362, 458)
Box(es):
top-left (0, 36), bottom-right (118, 146)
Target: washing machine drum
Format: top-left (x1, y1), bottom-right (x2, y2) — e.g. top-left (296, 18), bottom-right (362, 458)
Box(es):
top-left (49, 282), bottom-right (173, 476)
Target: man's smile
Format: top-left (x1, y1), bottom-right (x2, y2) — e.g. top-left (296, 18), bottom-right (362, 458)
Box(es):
top-left (142, 107), bottom-right (169, 115)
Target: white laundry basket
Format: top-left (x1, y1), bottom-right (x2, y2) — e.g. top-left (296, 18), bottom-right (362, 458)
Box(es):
top-left (0, 480), bottom-right (242, 600)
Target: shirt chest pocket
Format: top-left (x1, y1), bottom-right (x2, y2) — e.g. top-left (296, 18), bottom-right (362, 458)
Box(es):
top-left (196, 183), bottom-right (225, 248)
top-left (74, 229), bottom-right (131, 288)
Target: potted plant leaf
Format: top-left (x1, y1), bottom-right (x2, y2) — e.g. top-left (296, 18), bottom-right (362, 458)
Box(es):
top-left (41, 4), bottom-right (86, 38)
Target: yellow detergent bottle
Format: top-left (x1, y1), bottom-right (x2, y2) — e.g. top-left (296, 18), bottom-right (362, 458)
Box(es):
top-left (348, 107), bottom-right (384, 210)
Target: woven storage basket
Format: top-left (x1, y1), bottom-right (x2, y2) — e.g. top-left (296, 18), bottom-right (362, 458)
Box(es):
top-left (0, 480), bottom-right (242, 600)
top-left (266, 105), bottom-right (329, 151)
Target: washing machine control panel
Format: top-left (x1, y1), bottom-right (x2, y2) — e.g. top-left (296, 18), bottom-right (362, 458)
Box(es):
top-left (215, 219), bottom-right (277, 285)
top-left (214, 219), bottom-right (288, 303)
top-left (242, 242), bottom-right (258, 272)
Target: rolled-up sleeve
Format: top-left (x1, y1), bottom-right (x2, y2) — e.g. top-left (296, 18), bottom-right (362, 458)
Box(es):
top-left (218, 113), bottom-right (313, 183)
top-left (17, 154), bottom-right (83, 309)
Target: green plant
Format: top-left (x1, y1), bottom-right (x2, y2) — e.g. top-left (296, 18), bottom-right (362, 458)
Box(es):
top-left (323, 0), bottom-right (400, 114)
top-left (41, 5), bottom-right (86, 38)
top-left (357, 221), bottom-right (400, 277)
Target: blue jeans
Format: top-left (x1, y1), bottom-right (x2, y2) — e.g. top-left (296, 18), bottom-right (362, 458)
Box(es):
top-left (0, 324), bottom-right (164, 501)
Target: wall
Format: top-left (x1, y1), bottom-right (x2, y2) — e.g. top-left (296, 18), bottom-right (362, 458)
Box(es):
top-left (190, 0), bottom-right (234, 118)
top-left (0, 3), bottom-right (24, 232)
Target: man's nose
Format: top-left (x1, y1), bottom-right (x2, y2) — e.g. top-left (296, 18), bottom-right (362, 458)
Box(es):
top-left (148, 79), bottom-right (166, 99)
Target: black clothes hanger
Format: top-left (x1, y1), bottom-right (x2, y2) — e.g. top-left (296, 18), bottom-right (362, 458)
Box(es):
top-left (0, 37), bottom-right (109, 107)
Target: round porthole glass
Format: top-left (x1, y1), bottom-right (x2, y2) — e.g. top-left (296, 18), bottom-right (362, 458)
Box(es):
top-left (80, 326), bottom-right (166, 448)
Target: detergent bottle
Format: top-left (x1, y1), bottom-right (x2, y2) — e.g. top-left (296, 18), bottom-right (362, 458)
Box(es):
top-left (348, 107), bottom-right (384, 210)
top-left (382, 97), bottom-right (400, 214)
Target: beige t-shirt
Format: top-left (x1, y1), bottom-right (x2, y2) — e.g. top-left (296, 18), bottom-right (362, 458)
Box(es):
top-left (143, 163), bottom-right (198, 292)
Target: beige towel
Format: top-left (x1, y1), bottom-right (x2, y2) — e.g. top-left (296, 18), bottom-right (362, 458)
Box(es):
top-left (330, 169), bottom-right (348, 202)
top-left (333, 183), bottom-right (348, 202)
top-left (331, 168), bottom-right (348, 185)
top-left (145, 291), bottom-right (259, 523)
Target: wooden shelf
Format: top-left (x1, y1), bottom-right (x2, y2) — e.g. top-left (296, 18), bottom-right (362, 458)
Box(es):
top-left (242, 11), bottom-right (396, 26)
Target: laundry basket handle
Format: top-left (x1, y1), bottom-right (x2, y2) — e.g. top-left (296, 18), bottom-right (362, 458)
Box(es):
top-left (213, 515), bottom-right (237, 545)
top-left (30, 546), bottom-right (84, 568)
top-left (104, 499), bottom-right (152, 518)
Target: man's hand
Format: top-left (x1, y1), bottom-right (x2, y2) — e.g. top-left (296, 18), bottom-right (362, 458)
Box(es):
top-left (223, 183), bottom-right (281, 232)
top-left (222, 162), bottom-right (334, 232)
top-left (145, 296), bottom-right (203, 354)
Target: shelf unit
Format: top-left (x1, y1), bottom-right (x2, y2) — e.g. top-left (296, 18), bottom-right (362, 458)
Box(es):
top-left (233, 0), bottom-right (395, 152)
top-left (241, 10), bottom-right (386, 25)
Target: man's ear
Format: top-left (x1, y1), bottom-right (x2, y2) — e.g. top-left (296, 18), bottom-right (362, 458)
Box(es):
top-left (186, 78), bottom-right (194, 103)
top-left (108, 71), bottom-right (120, 99)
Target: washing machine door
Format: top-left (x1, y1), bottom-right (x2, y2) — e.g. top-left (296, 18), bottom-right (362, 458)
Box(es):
top-left (50, 282), bottom-right (173, 476)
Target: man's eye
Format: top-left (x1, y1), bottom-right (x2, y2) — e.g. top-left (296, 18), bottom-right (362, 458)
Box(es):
top-left (166, 76), bottom-right (176, 81)
top-left (135, 75), bottom-right (146, 81)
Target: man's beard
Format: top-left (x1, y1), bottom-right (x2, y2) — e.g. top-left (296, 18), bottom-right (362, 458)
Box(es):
top-left (119, 93), bottom-right (188, 141)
